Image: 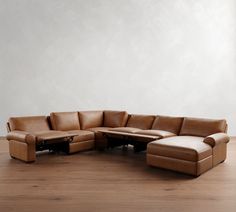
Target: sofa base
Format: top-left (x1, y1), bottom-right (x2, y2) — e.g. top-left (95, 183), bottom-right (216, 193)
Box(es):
top-left (147, 154), bottom-right (213, 176)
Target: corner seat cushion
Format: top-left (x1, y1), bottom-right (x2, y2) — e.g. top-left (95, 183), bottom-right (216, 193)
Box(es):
top-left (180, 117), bottom-right (227, 137)
top-left (87, 127), bottom-right (112, 140)
top-left (126, 114), bottom-right (155, 130)
top-left (103, 110), bottom-right (128, 127)
top-left (9, 116), bottom-right (50, 132)
top-left (50, 112), bottom-right (80, 131)
top-left (87, 127), bottom-right (112, 133)
top-left (109, 127), bottom-right (141, 134)
top-left (66, 130), bottom-right (95, 143)
top-left (135, 130), bottom-right (176, 138)
top-left (79, 111), bottom-right (103, 130)
top-left (147, 136), bottom-right (212, 162)
top-left (152, 116), bottom-right (183, 134)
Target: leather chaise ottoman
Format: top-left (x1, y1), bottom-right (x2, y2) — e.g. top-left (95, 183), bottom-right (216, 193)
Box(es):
top-left (147, 136), bottom-right (213, 176)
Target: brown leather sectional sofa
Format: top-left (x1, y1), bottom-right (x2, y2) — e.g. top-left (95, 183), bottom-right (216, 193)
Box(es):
top-left (6, 110), bottom-right (230, 176)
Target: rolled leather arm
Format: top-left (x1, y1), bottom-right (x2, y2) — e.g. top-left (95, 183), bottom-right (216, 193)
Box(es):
top-left (203, 133), bottom-right (230, 147)
top-left (6, 131), bottom-right (36, 145)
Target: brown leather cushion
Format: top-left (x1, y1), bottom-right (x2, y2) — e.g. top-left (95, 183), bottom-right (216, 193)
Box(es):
top-left (66, 130), bottom-right (95, 143)
top-left (135, 129), bottom-right (176, 138)
top-left (87, 127), bottom-right (111, 140)
top-left (126, 114), bottom-right (155, 130)
top-left (103, 110), bottom-right (128, 127)
top-left (33, 130), bottom-right (70, 143)
top-left (9, 116), bottom-right (50, 132)
top-left (110, 127), bottom-right (141, 133)
top-left (152, 116), bottom-right (183, 134)
top-left (180, 117), bottom-right (227, 137)
top-left (50, 112), bottom-right (80, 131)
top-left (147, 136), bottom-right (212, 162)
top-left (79, 111), bottom-right (103, 130)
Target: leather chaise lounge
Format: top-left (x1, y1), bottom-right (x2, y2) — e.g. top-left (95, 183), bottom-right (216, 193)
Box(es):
top-left (146, 117), bottom-right (229, 176)
top-left (6, 110), bottom-right (230, 176)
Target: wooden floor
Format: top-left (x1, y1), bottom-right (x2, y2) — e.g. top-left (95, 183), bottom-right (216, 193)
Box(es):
top-left (0, 138), bottom-right (236, 212)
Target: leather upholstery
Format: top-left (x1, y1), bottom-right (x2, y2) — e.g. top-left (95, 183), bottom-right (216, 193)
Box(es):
top-left (32, 131), bottom-right (71, 143)
top-left (180, 117), bottom-right (227, 137)
top-left (7, 131), bottom-right (36, 144)
top-left (9, 140), bottom-right (36, 162)
top-left (126, 114), bottom-right (155, 130)
top-left (66, 130), bottom-right (95, 143)
top-left (203, 133), bottom-right (230, 147)
top-left (110, 127), bottom-right (141, 133)
top-left (152, 116), bottom-right (183, 134)
top-left (147, 136), bottom-right (212, 162)
top-left (103, 110), bottom-right (128, 127)
top-left (87, 127), bottom-right (111, 140)
top-left (6, 112), bottom-right (229, 174)
top-left (9, 116), bottom-right (50, 132)
top-left (69, 141), bottom-right (95, 153)
top-left (212, 142), bottom-right (227, 166)
top-left (98, 130), bottom-right (159, 143)
top-left (79, 111), bottom-right (103, 130)
top-left (87, 127), bottom-right (111, 133)
top-left (135, 129), bottom-right (176, 138)
top-left (50, 112), bottom-right (80, 131)
top-left (87, 127), bottom-right (111, 149)
top-left (147, 154), bottom-right (212, 176)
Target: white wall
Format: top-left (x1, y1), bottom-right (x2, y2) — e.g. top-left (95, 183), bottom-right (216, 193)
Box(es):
top-left (0, 0), bottom-right (236, 135)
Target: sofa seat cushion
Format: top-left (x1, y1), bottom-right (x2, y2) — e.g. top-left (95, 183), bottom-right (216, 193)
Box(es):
top-left (135, 130), bottom-right (176, 138)
top-left (79, 111), bottom-right (103, 130)
top-left (103, 110), bottom-right (128, 127)
top-left (50, 112), bottom-right (80, 131)
top-left (33, 131), bottom-right (70, 143)
top-left (87, 127), bottom-right (112, 140)
top-left (147, 136), bottom-right (212, 162)
top-left (87, 127), bottom-right (111, 133)
top-left (66, 130), bottom-right (95, 143)
top-left (109, 127), bottom-right (141, 134)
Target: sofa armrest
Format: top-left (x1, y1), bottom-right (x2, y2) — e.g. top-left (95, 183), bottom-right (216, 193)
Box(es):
top-left (203, 133), bottom-right (230, 147)
top-left (6, 131), bottom-right (36, 145)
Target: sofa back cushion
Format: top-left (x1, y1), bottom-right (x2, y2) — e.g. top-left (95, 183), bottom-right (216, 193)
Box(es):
top-left (126, 114), bottom-right (155, 129)
top-left (79, 111), bottom-right (103, 130)
top-left (152, 115), bottom-right (184, 134)
top-left (103, 110), bottom-right (128, 127)
top-left (50, 112), bottom-right (80, 131)
top-left (179, 117), bottom-right (227, 137)
top-left (9, 116), bottom-right (50, 132)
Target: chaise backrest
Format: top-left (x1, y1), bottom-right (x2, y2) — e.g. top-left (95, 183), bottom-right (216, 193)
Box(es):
top-left (152, 115), bottom-right (184, 134)
top-left (79, 111), bottom-right (103, 130)
top-left (103, 110), bottom-right (128, 127)
top-left (9, 116), bottom-right (50, 132)
top-left (179, 117), bottom-right (227, 137)
top-left (126, 114), bottom-right (155, 130)
top-left (50, 112), bottom-right (80, 131)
